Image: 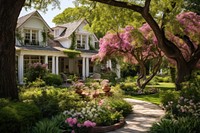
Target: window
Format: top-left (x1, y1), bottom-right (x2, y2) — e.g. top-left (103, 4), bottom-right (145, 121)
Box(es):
top-left (24, 29), bottom-right (39, 45)
top-left (24, 29), bottom-right (30, 45)
top-left (76, 34), bottom-right (87, 49)
top-left (32, 30), bottom-right (38, 45)
top-left (77, 35), bottom-right (81, 48)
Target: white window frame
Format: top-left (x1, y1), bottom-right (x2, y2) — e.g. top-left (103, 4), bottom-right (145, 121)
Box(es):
top-left (76, 34), bottom-right (87, 49)
top-left (24, 29), bottom-right (39, 45)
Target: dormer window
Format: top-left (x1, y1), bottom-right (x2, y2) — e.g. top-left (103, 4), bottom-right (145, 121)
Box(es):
top-left (77, 34), bottom-right (87, 49)
top-left (24, 29), bottom-right (39, 45)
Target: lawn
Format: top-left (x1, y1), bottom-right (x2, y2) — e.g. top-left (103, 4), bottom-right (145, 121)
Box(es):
top-left (126, 82), bottom-right (175, 105)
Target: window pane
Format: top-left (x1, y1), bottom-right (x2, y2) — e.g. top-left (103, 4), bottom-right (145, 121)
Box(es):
top-left (82, 35), bottom-right (86, 48)
top-left (24, 29), bottom-right (30, 45)
top-left (77, 35), bottom-right (82, 48)
top-left (32, 30), bottom-right (38, 45)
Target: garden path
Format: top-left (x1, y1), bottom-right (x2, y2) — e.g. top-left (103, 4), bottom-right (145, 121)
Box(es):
top-left (108, 98), bottom-right (165, 133)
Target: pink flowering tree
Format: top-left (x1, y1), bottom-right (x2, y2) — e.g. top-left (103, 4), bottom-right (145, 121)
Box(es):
top-left (92, 25), bottom-right (163, 90)
top-left (163, 12), bottom-right (200, 87)
top-left (168, 11), bottom-right (200, 68)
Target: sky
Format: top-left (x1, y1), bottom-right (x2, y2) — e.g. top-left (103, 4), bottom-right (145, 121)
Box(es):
top-left (19, 0), bottom-right (75, 27)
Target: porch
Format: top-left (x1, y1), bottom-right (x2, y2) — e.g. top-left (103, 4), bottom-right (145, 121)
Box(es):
top-left (16, 54), bottom-right (97, 84)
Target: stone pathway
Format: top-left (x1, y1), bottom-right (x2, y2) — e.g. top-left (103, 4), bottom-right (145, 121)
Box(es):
top-left (108, 98), bottom-right (165, 133)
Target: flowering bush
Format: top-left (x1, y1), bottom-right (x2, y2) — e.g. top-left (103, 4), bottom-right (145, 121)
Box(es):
top-left (100, 79), bottom-right (109, 87)
top-left (64, 117), bottom-right (96, 133)
top-left (63, 99), bottom-right (123, 129)
top-left (165, 97), bottom-right (200, 118)
top-left (163, 79), bottom-right (200, 118)
top-left (25, 62), bottom-right (48, 82)
top-left (72, 82), bottom-right (85, 90)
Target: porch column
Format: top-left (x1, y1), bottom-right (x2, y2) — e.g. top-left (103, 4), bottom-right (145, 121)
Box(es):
top-left (86, 35), bottom-right (89, 50)
top-left (18, 54), bottom-right (24, 84)
top-left (82, 57), bottom-right (86, 79)
top-left (107, 60), bottom-right (112, 70)
top-left (45, 55), bottom-right (48, 69)
top-left (86, 57), bottom-right (89, 77)
top-left (116, 63), bottom-right (121, 78)
top-left (52, 56), bottom-right (55, 74)
top-left (56, 56), bottom-right (59, 74)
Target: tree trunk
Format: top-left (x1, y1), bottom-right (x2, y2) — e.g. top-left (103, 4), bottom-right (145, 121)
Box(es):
top-left (169, 66), bottom-right (176, 83)
top-left (0, 0), bottom-right (25, 99)
top-left (175, 58), bottom-right (192, 90)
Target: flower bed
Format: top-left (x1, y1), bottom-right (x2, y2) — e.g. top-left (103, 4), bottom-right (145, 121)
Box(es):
top-left (60, 97), bottom-right (132, 133)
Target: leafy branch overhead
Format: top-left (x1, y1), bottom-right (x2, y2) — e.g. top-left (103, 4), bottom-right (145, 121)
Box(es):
top-left (86, 0), bottom-right (200, 90)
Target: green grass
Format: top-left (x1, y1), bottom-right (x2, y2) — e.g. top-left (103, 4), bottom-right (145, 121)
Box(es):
top-left (126, 93), bottom-right (160, 105)
top-left (126, 82), bottom-right (175, 105)
top-left (147, 82), bottom-right (175, 88)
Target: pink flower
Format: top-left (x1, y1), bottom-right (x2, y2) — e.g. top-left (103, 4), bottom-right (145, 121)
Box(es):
top-left (83, 120), bottom-right (96, 127)
top-left (71, 130), bottom-right (75, 133)
top-left (77, 123), bottom-right (82, 127)
top-left (65, 117), bottom-right (77, 127)
top-left (98, 99), bottom-right (104, 106)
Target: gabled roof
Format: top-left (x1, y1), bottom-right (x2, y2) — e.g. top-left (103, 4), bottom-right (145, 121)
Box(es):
top-left (17, 11), bottom-right (51, 31)
top-left (53, 19), bottom-right (86, 39)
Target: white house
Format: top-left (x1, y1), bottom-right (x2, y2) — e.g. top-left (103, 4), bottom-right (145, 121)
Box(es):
top-left (15, 11), bottom-right (114, 84)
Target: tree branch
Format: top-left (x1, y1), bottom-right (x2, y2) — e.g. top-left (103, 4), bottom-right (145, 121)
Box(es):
top-left (176, 34), bottom-right (195, 54)
top-left (189, 45), bottom-right (200, 68)
top-left (144, 0), bottom-right (151, 14)
top-left (89, 0), bottom-right (143, 13)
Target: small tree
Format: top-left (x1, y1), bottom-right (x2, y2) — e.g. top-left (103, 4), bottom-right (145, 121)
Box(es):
top-left (92, 25), bottom-right (162, 89)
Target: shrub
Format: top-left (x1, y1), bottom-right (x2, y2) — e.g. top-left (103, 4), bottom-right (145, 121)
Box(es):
top-left (20, 87), bottom-right (84, 118)
top-left (44, 73), bottom-right (62, 86)
top-left (119, 82), bottom-right (138, 95)
top-left (0, 101), bottom-right (41, 133)
top-left (160, 90), bottom-right (180, 107)
top-left (28, 78), bottom-right (46, 87)
top-left (57, 90), bottom-right (84, 111)
top-left (25, 62), bottom-right (48, 82)
top-left (32, 114), bottom-right (65, 133)
top-left (104, 97), bottom-right (132, 117)
top-left (180, 79), bottom-right (200, 103)
top-left (0, 98), bottom-right (10, 108)
top-left (150, 117), bottom-right (200, 133)
top-left (162, 79), bottom-right (200, 118)
top-left (101, 71), bottom-right (117, 85)
top-left (21, 88), bottom-right (60, 118)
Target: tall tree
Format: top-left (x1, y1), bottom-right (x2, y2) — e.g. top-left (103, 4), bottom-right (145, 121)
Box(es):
top-left (80, 0), bottom-right (200, 90)
top-left (0, 0), bottom-right (59, 99)
top-left (53, 3), bottom-right (144, 37)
